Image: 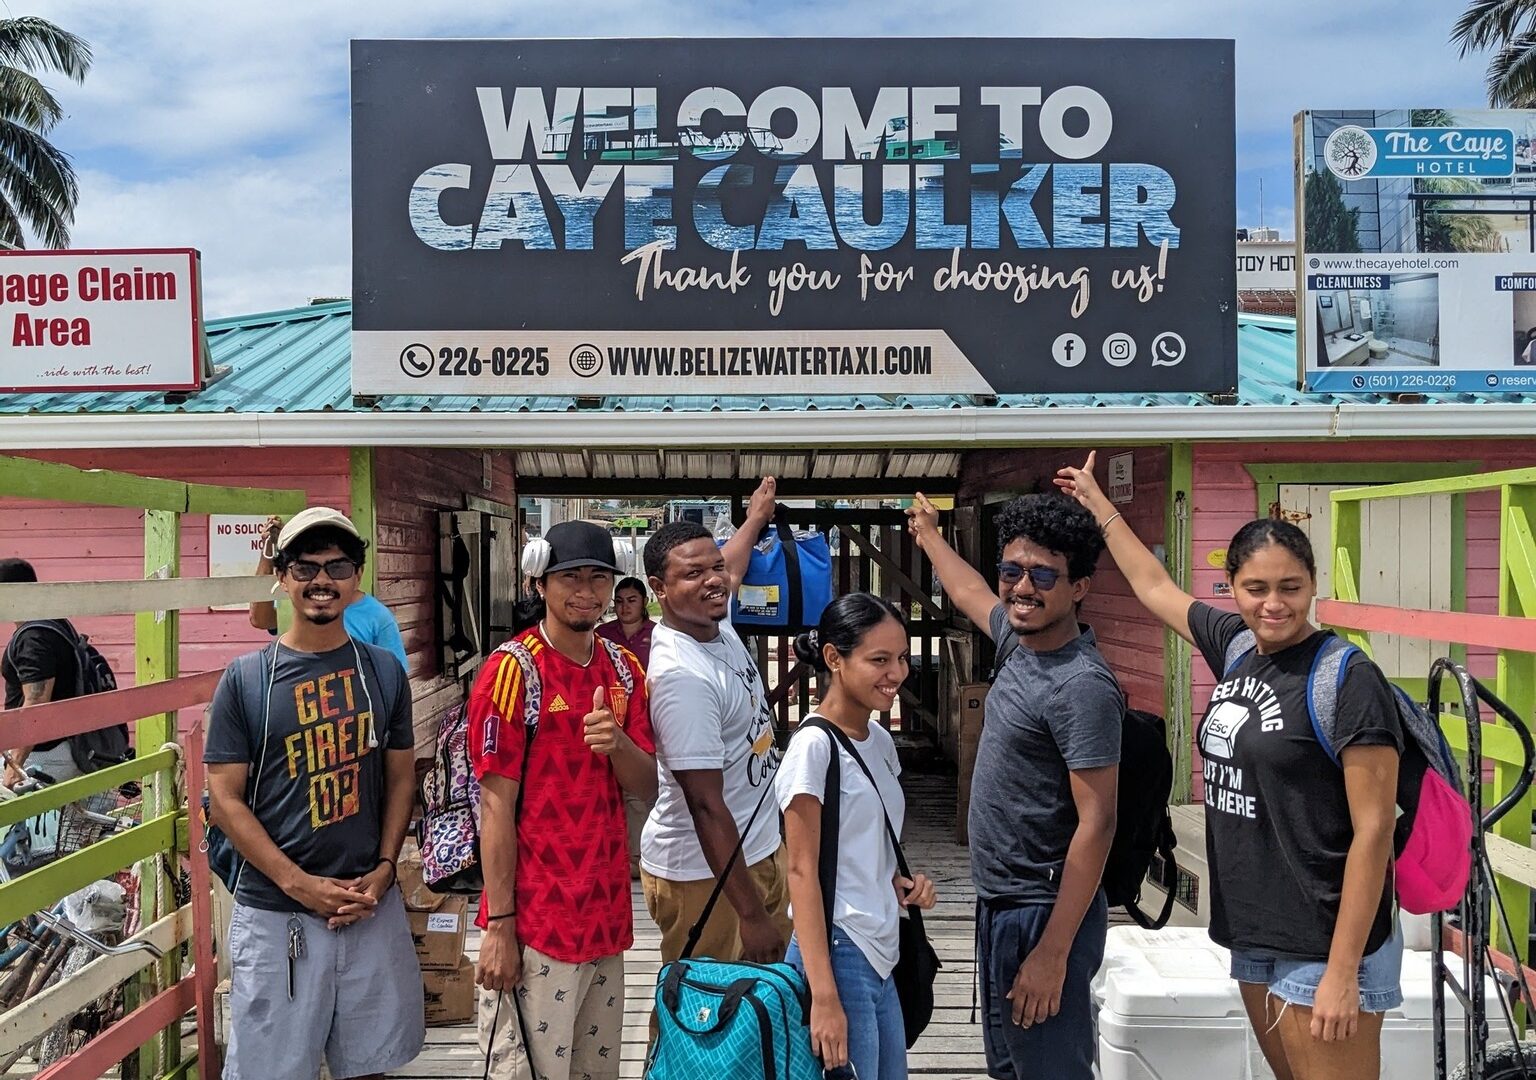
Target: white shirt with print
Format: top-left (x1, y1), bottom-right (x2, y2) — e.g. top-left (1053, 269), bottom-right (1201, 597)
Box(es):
top-left (640, 620), bottom-right (782, 881)
top-left (776, 718), bottom-right (904, 979)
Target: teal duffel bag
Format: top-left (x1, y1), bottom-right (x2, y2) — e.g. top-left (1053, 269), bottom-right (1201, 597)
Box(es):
top-left (645, 785), bottom-right (821, 1080)
top-left (646, 958), bottom-right (822, 1080)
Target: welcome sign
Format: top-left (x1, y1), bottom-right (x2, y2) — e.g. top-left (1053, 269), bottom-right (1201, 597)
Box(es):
top-left (351, 39), bottom-right (1236, 396)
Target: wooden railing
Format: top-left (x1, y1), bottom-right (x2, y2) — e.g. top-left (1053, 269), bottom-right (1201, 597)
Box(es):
top-left (0, 453), bottom-right (305, 1078)
top-left (1326, 467), bottom-right (1536, 969)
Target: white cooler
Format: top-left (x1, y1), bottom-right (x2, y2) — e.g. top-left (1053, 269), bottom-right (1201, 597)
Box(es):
top-left (1093, 926), bottom-right (1498, 1079)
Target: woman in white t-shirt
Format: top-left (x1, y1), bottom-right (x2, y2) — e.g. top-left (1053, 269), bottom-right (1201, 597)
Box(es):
top-left (777, 593), bottom-right (937, 1080)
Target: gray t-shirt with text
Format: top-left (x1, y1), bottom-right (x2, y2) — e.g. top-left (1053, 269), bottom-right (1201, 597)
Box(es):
top-left (204, 640), bottom-right (413, 911)
top-left (969, 604), bottom-right (1123, 904)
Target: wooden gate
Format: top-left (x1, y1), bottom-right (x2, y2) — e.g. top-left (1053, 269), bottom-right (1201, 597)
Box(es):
top-left (737, 505), bottom-right (971, 757)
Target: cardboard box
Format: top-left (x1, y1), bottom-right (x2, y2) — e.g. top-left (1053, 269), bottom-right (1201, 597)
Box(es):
top-left (423, 953), bottom-right (477, 1027)
top-left (398, 835), bottom-right (447, 912)
top-left (955, 682), bottom-right (989, 844)
top-left (408, 894), bottom-right (468, 970)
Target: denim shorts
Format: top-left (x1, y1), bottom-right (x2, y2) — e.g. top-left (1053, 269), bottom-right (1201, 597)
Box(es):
top-left (1229, 919), bottom-right (1404, 1012)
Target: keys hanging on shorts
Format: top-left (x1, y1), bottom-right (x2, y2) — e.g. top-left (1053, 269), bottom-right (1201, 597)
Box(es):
top-left (286, 915), bottom-right (306, 1001)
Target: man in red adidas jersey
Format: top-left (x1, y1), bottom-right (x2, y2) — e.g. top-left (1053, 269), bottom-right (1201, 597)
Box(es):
top-left (468, 521), bottom-right (657, 1080)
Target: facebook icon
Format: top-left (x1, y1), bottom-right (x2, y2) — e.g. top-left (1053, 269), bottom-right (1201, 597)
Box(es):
top-left (1052, 332), bottom-right (1087, 368)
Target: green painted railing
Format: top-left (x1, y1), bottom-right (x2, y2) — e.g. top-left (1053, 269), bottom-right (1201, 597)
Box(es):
top-left (1327, 467), bottom-right (1536, 973)
top-left (0, 453), bottom-right (306, 1080)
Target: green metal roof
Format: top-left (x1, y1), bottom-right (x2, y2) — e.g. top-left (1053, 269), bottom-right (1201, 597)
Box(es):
top-left (0, 302), bottom-right (1529, 415)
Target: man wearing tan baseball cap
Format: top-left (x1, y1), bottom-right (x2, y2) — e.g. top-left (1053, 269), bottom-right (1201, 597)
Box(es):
top-left (208, 503), bottom-right (424, 1079)
top-left (248, 507), bottom-right (407, 671)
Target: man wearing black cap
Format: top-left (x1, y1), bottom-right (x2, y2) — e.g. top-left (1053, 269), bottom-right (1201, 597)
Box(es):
top-left (468, 520), bottom-right (657, 1080)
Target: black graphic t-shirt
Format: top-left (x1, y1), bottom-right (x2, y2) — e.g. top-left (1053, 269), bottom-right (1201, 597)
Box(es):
top-left (204, 640), bottom-right (414, 911)
top-left (1189, 602), bottom-right (1403, 959)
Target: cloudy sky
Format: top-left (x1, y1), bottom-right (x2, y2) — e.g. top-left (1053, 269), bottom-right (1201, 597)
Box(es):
top-left (24, 0), bottom-right (1491, 316)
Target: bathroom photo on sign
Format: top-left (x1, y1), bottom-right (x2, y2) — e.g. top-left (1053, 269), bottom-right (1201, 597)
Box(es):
top-left (1309, 274), bottom-right (1440, 370)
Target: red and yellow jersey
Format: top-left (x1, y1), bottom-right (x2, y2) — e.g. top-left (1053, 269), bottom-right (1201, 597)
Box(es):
top-left (466, 626), bottom-right (653, 963)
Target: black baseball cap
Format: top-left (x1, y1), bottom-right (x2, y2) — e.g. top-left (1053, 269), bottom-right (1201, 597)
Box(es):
top-left (545, 521), bottom-right (620, 574)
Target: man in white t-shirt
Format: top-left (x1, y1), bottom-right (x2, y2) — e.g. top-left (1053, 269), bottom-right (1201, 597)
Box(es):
top-left (639, 477), bottom-right (792, 965)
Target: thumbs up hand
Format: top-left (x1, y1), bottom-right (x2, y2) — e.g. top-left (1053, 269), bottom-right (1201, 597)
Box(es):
top-left (583, 685), bottom-right (622, 757)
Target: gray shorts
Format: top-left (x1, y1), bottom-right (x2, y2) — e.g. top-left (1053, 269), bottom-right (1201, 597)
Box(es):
top-left (225, 886), bottom-right (425, 1080)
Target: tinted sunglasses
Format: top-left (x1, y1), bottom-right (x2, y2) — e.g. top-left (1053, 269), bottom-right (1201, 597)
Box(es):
top-left (286, 558), bottom-right (359, 582)
top-left (996, 562), bottom-right (1063, 590)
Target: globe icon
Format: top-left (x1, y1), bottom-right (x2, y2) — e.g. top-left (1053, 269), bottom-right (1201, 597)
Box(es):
top-left (570, 344), bottom-right (603, 378)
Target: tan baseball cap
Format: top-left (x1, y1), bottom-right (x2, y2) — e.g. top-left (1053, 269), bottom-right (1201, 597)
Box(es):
top-left (276, 507), bottom-right (362, 551)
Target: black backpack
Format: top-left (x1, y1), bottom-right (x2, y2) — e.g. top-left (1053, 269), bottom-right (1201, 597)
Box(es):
top-left (992, 633), bottom-right (1178, 930)
top-left (6, 621), bottom-right (128, 773)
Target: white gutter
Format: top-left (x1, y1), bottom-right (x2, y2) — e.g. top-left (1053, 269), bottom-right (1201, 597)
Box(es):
top-left (2, 403), bottom-right (1536, 451)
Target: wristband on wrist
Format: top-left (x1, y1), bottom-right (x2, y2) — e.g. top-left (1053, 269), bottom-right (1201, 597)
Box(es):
top-left (1100, 511), bottom-right (1124, 531)
top-left (486, 911), bottom-right (516, 922)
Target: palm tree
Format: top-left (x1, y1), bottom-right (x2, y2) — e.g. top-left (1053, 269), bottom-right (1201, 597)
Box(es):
top-left (0, 17), bottom-right (90, 249)
top-left (1453, 0), bottom-right (1536, 106)
top-left (1420, 178), bottom-right (1509, 252)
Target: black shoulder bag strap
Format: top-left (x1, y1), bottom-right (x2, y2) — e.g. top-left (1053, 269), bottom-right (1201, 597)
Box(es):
top-left (988, 620), bottom-right (1019, 683)
top-left (679, 777), bottom-right (781, 960)
top-left (804, 718), bottom-right (927, 939)
top-left (769, 506), bottom-right (804, 629)
top-left (815, 721), bottom-right (841, 946)
top-left (1125, 819), bottom-right (1179, 931)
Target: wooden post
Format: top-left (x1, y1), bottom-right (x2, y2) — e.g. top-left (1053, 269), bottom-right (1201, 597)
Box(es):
top-left (350, 446), bottom-right (378, 597)
top-left (1164, 443), bottom-right (1194, 804)
top-left (183, 719), bottom-right (222, 1079)
top-left (135, 508), bottom-right (181, 1077)
top-left (1495, 482), bottom-right (1536, 973)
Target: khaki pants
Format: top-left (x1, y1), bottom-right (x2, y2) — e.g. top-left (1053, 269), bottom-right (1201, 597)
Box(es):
top-left (641, 843), bottom-right (791, 965)
top-left (624, 791), bottom-right (652, 879)
top-left (478, 946), bottom-right (624, 1080)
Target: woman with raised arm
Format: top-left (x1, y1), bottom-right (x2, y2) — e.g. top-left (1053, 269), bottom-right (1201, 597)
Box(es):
top-left (1055, 452), bottom-right (1404, 1080)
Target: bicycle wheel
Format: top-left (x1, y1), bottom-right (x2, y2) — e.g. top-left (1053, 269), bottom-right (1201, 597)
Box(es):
top-left (1452, 1040), bottom-right (1536, 1079)
top-left (37, 940), bottom-right (96, 1064)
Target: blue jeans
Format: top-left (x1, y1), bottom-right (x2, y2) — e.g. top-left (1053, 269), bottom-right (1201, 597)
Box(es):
top-left (786, 927), bottom-right (905, 1080)
top-left (977, 891), bottom-right (1107, 1080)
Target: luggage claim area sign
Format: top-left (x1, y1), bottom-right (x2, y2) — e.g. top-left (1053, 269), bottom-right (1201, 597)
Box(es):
top-left (0, 249), bottom-right (202, 393)
top-left (350, 38), bottom-right (1237, 398)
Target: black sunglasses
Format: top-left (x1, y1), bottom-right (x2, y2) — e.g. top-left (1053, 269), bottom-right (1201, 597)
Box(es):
top-left (996, 562), bottom-right (1062, 590)
top-left (287, 558), bottom-right (359, 582)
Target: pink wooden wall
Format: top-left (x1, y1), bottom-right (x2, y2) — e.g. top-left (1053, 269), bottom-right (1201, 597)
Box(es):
top-left (374, 447), bottom-right (516, 753)
top-left (2, 446), bottom-right (516, 754)
top-left (1188, 439), bottom-right (1536, 798)
top-left (960, 445), bottom-right (1171, 717)
top-left (0, 447), bottom-right (351, 694)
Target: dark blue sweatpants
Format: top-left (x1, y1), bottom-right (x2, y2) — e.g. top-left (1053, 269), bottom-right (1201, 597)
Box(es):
top-left (977, 890), bottom-right (1108, 1080)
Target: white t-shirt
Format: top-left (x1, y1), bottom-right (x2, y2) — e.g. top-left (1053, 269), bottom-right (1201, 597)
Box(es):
top-left (640, 620), bottom-right (783, 881)
top-left (775, 718), bottom-right (904, 979)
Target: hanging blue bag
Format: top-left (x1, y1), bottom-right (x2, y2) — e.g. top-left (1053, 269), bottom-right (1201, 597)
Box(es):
top-left (726, 507), bottom-right (833, 629)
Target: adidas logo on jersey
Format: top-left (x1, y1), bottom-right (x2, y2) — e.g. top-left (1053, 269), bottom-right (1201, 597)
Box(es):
top-left (548, 694), bottom-right (569, 713)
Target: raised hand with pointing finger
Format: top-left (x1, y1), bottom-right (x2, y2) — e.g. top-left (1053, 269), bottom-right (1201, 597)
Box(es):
top-left (905, 491), bottom-right (941, 543)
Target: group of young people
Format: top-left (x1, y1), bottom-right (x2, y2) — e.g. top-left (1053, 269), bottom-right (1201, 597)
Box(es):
top-left (197, 449), bottom-right (1410, 1080)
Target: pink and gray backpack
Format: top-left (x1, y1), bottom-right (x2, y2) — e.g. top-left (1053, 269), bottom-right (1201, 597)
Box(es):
top-left (1223, 631), bottom-right (1472, 915)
